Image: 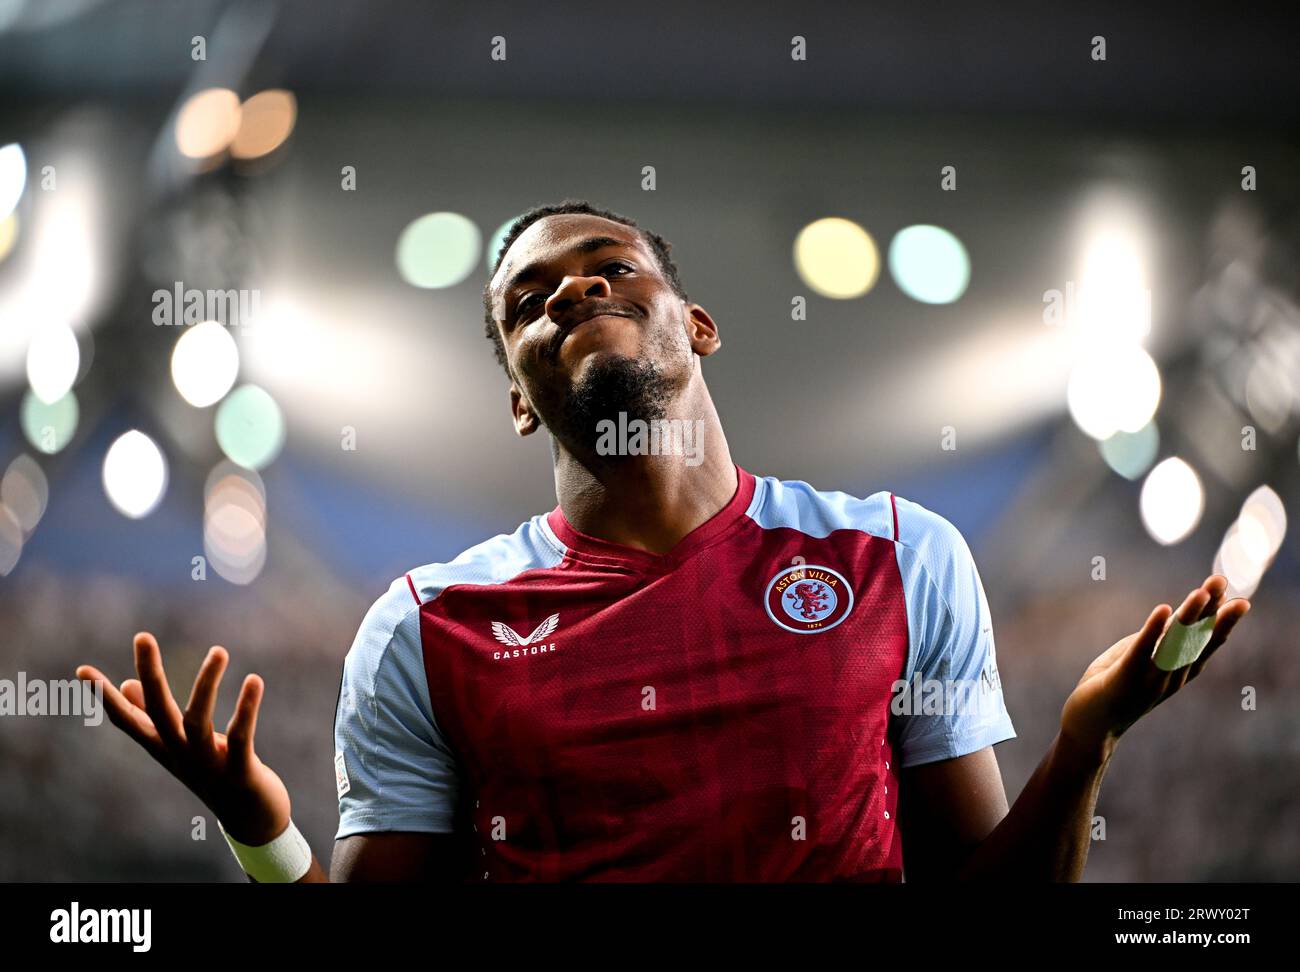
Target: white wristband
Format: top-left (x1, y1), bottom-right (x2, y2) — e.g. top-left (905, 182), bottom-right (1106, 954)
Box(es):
top-left (219, 818), bottom-right (313, 883)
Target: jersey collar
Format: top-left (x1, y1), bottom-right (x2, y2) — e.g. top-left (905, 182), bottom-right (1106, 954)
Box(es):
top-left (546, 465), bottom-right (756, 572)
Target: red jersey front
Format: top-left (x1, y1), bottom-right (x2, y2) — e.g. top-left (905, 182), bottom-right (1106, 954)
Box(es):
top-left (333, 466), bottom-right (1016, 881)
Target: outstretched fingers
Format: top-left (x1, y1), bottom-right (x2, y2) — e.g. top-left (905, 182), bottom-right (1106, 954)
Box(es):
top-left (120, 679), bottom-right (146, 709)
top-left (1142, 582), bottom-right (1221, 697)
top-left (225, 674), bottom-right (264, 774)
top-left (1187, 597), bottom-right (1251, 682)
top-left (1118, 603), bottom-right (1172, 682)
top-left (1155, 576), bottom-right (1249, 695)
top-left (1172, 584), bottom-right (1212, 628)
top-left (1194, 574), bottom-right (1229, 623)
top-left (74, 664), bottom-right (168, 763)
top-left (183, 646), bottom-right (229, 762)
top-left (133, 632), bottom-right (187, 748)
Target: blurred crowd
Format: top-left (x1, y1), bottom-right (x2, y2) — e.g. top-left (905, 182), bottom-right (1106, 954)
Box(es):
top-left (2, 554), bottom-right (1295, 882)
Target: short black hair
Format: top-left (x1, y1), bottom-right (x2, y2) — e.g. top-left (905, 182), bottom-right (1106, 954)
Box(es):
top-left (481, 199), bottom-right (689, 374)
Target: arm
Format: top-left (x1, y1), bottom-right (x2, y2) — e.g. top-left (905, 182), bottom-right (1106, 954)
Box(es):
top-left (329, 832), bottom-right (462, 882)
top-left (899, 736), bottom-right (1104, 882)
top-left (77, 631), bottom-right (464, 883)
top-left (77, 632), bottom-right (324, 881)
top-left (899, 574), bottom-right (1250, 881)
top-left (291, 832), bottom-right (463, 883)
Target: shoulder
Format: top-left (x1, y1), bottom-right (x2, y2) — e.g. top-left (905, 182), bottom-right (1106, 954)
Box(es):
top-left (889, 494), bottom-right (976, 577)
top-left (746, 474), bottom-right (976, 596)
top-left (403, 512), bottom-right (566, 606)
top-left (349, 512), bottom-right (564, 663)
top-left (889, 496), bottom-right (988, 631)
top-left (746, 473), bottom-right (897, 541)
top-left (746, 473), bottom-right (968, 552)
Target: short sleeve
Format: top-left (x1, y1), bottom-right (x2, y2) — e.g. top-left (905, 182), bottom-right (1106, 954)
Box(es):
top-left (890, 496), bottom-right (1016, 768)
top-left (333, 576), bottom-right (461, 837)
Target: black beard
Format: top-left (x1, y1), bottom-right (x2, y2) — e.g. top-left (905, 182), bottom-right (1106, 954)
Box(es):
top-left (553, 354), bottom-right (674, 462)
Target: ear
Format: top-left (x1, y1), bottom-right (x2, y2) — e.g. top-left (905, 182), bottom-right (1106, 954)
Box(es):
top-left (685, 303), bottom-right (721, 357)
top-left (510, 380), bottom-right (541, 437)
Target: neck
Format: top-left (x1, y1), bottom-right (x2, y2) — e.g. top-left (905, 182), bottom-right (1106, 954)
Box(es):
top-left (551, 385), bottom-right (735, 556)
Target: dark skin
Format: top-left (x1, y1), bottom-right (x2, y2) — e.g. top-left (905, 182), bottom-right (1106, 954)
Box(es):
top-left (496, 214), bottom-right (737, 554)
top-left (75, 213), bottom-right (1251, 881)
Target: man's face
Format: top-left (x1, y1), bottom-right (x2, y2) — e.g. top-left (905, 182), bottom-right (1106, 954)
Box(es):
top-left (489, 214), bottom-right (703, 439)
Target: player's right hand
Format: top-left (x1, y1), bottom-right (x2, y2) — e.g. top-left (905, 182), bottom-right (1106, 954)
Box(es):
top-left (75, 632), bottom-right (291, 846)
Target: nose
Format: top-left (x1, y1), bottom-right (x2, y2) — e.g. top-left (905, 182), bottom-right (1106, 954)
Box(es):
top-left (544, 274), bottom-right (612, 323)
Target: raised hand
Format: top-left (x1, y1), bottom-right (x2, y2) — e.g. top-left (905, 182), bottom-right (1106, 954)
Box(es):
top-left (1059, 574), bottom-right (1250, 761)
top-left (76, 632), bottom-right (290, 846)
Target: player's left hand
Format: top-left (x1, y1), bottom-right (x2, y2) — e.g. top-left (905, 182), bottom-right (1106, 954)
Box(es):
top-left (1058, 573), bottom-right (1250, 762)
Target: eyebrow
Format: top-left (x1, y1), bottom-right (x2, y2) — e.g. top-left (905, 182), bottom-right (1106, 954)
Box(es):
top-left (496, 235), bottom-right (637, 309)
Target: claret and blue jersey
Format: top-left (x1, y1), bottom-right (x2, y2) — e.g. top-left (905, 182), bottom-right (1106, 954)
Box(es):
top-left (333, 466), bottom-right (1015, 881)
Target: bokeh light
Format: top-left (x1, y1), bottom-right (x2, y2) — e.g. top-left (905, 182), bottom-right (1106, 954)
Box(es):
top-left (20, 388), bottom-right (78, 454)
top-left (171, 320), bottom-right (239, 407)
top-left (0, 506), bottom-right (21, 576)
top-left (1139, 456), bottom-right (1203, 545)
top-left (204, 462), bottom-right (267, 585)
top-left (7, 171), bottom-right (103, 349)
top-left (0, 141), bottom-right (25, 221)
top-left (793, 217), bottom-right (880, 299)
top-left (0, 211), bottom-right (17, 263)
top-left (395, 211), bottom-right (482, 289)
top-left (1099, 421), bottom-right (1159, 480)
top-left (1, 454), bottom-right (48, 533)
top-left (102, 430), bottom-right (168, 519)
top-left (1214, 485), bottom-right (1287, 600)
top-left (205, 460), bottom-right (267, 526)
top-left (888, 224), bottom-right (970, 304)
top-left (26, 322), bottom-right (80, 404)
top-left (175, 88), bottom-right (242, 160)
top-left (485, 217), bottom-right (515, 273)
top-left (1217, 522), bottom-right (1264, 598)
top-left (1075, 201), bottom-right (1152, 347)
top-left (231, 89), bottom-right (297, 160)
top-left (1237, 485), bottom-right (1287, 563)
top-left (1243, 354), bottom-right (1293, 434)
top-left (215, 384), bottom-right (285, 470)
top-left (1067, 345), bottom-right (1161, 440)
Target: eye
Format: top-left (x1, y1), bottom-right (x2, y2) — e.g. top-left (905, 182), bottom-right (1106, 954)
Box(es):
top-left (512, 293), bottom-right (544, 321)
top-left (512, 262), bottom-right (633, 320)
